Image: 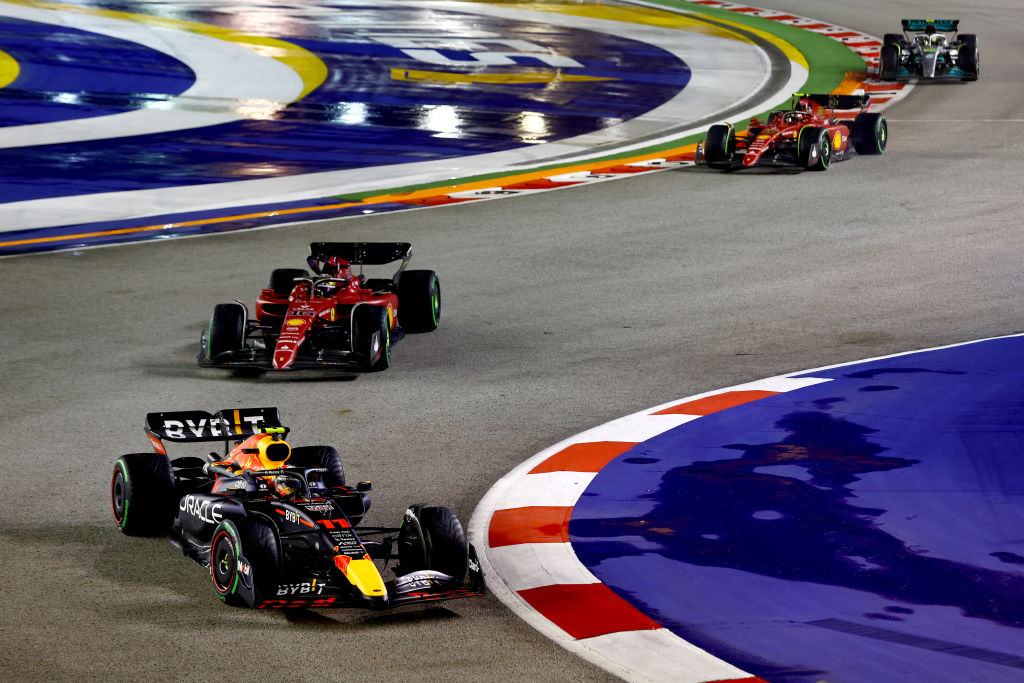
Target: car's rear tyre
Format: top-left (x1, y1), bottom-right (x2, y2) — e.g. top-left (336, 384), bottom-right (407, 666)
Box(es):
top-left (207, 303), bottom-right (245, 358)
top-left (111, 453), bottom-right (176, 536)
top-left (882, 33), bottom-right (902, 47)
top-left (269, 268), bottom-right (309, 296)
top-left (289, 445), bottom-right (346, 487)
top-left (703, 123), bottom-right (735, 169)
top-left (355, 305), bottom-right (391, 372)
top-left (879, 43), bottom-right (900, 80)
top-left (210, 519), bottom-right (279, 607)
top-left (398, 270), bottom-right (441, 333)
top-left (958, 34), bottom-right (979, 81)
top-left (398, 505), bottom-right (469, 581)
top-left (798, 127), bottom-right (832, 171)
top-left (851, 113), bottom-right (887, 155)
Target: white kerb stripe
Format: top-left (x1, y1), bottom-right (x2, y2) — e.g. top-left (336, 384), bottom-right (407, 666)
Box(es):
top-left (488, 543), bottom-right (600, 592)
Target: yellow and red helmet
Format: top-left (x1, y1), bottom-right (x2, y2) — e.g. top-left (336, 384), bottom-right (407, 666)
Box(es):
top-left (228, 429), bottom-right (291, 471)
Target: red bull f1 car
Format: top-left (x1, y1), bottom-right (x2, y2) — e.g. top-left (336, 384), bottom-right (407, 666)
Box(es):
top-left (697, 93), bottom-right (887, 171)
top-left (879, 20), bottom-right (978, 81)
top-left (110, 407), bottom-right (484, 610)
top-left (198, 242), bottom-right (439, 372)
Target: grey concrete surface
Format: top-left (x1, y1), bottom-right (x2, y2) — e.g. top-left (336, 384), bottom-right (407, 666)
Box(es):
top-left (1, 0), bottom-right (1021, 681)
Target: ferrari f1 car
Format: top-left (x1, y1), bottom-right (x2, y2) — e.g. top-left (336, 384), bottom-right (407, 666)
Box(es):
top-left (111, 407), bottom-right (484, 609)
top-left (697, 93), bottom-right (887, 171)
top-left (879, 20), bottom-right (978, 81)
top-left (198, 242), bottom-right (439, 372)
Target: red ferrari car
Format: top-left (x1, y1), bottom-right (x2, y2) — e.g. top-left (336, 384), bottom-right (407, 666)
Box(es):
top-left (698, 93), bottom-right (887, 171)
top-left (199, 242), bottom-right (439, 372)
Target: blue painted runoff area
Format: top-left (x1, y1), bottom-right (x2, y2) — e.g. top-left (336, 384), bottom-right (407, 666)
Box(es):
top-left (0, 16), bottom-right (195, 126)
top-left (571, 335), bottom-right (1024, 683)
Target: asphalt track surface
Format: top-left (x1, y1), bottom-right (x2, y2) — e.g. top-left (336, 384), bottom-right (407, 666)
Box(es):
top-left (1, 1), bottom-right (1022, 681)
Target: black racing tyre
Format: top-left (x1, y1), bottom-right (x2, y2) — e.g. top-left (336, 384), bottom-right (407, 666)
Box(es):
top-left (882, 33), bottom-right (902, 47)
top-left (398, 505), bottom-right (469, 581)
top-left (851, 113), bottom-right (887, 155)
top-left (207, 303), bottom-right (245, 358)
top-left (958, 34), bottom-right (979, 80)
top-left (879, 43), bottom-right (900, 80)
top-left (397, 270), bottom-right (441, 333)
top-left (288, 445), bottom-right (345, 487)
top-left (210, 519), bottom-right (279, 607)
top-left (703, 123), bottom-right (735, 168)
top-left (111, 453), bottom-right (176, 536)
top-left (269, 268), bottom-right (309, 296)
top-left (798, 127), bottom-right (832, 171)
top-left (355, 305), bottom-right (391, 372)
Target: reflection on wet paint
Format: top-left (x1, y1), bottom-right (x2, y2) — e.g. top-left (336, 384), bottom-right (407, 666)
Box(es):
top-left (1, 0), bottom-right (689, 202)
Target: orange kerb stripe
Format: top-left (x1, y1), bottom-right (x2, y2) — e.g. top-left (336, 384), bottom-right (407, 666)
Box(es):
top-left (0, 143), bottom-right (698, 249)
top-left (652, 389), bottom-right (779, 415)
top-left (488, 506), bottom-right (573, 547)
top-left (517, 583), bottom-right (662, 639)
top-left (529, 441), bottom-right (637, 474)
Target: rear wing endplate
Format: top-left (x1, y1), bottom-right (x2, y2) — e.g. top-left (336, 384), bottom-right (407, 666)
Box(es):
top-left (145, 407), bottom-right (286, 443)
top-left (307, 242), bottom-right (412, 273)
top-left (903, 19), bottom-right (958, 32)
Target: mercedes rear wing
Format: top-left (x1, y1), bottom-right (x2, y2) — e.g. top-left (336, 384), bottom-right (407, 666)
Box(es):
top-left (307, 242), bottom-right (412, 274)
top-left (902, 19), bottom-right (959, 33)
top-left (145, 407), bottom-right (286, 443)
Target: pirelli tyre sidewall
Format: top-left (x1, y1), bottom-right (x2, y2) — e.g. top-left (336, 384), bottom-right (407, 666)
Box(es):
top-left (111, 453), bottom-right (176, 536)
top-left (879, 42), bottom-right (900, 80)
top-left (210, 518), bottom-right (280, 608)
top-left (398, 504), bottom-right (469, 583)
top-left (851, 113), bottom-right (887, 155)
top-left (207, 302), bottom-right (246, 359)
top-left (799, 126), bottom-right (832, 171)
top-left (703, 123), bottom-right (736, 168)
top-left (397, 269), bottom-right (441, 333)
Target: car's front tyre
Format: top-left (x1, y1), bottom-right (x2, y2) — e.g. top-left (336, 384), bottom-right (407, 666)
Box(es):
top-left (958, 34), bottom-right (979, 81)
top-left (355, 305), bottom-right (391, 372)
top-left (207, 303), bottom-right (245, 359)
top-left (398, 504), bottom-right (470, 582)
top-left (210, 519), bottom-right (279, 607)
top-left (798, 127), bottom-right (832, 171)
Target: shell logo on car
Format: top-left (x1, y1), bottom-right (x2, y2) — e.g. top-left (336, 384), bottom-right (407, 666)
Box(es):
top-left (833, 130), bottom-right (842, 149)
top-left (285, 318), bottom-right (305, 326)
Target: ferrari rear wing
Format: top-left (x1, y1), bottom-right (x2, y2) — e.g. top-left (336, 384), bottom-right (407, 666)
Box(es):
top-left (307, 242), bottom-right (412, 272)
top-left (795, 93), bottom-right (870, 111)
top-left (145, 407), bottom-right (286, 443)
top-left (903, 19), bottom-right (958, 32)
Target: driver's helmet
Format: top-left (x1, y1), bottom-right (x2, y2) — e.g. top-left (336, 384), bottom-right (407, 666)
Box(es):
top-left (925, 24), bottom-right (936, 35)
top-left (783, 111), bottom-right (808, 124)
top-left (314, 277), bottom-right (348, 297)
top-left (269, 473), bottom-right (302, 498)
top-left (228, 429), bottom-right (291, 471)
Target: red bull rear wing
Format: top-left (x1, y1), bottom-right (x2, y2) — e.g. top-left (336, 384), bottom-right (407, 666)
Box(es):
top-left (145, 407), bottom-right (285, 443)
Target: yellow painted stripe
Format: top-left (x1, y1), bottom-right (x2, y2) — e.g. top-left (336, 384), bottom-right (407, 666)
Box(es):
top-left (391, 67), bottom-right (617, 85)
top-left (0, 48), bottom-right (19, 89)
top-left (497, 1), bottom-right (808, 72)
top-left (2, 0), bottom-right (327, 99)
